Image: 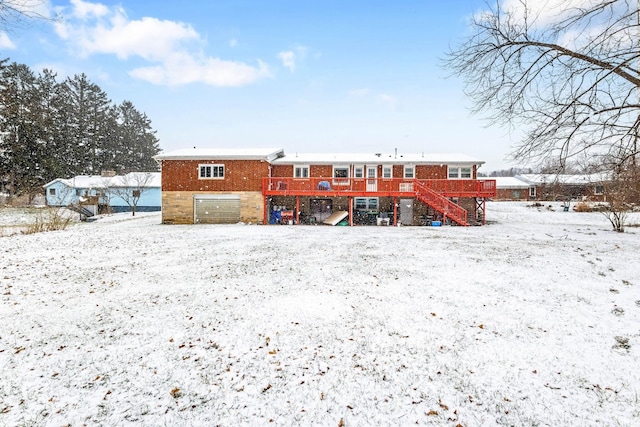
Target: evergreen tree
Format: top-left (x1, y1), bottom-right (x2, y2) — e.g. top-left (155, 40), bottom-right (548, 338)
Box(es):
top-left (60, 73), bottom-right (113, 174)
top-left (114, 100), bottom-right (160, 172)
top-left (0, 62), bottom-right (45, 198)
top-left (0, 62), bottom-right (161, 196)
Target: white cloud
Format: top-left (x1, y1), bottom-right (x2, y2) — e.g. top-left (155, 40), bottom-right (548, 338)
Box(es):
top-left (348, 88), bottom-right (398, 110)
top-left (278, 50), bottom-right (296, 72)
top-left (0, 32), bottom-right (16, 49)
top-left (130, 55), bottom-right (271, 87)
top-left (53, 0), bottom-right (270, 87)
top-left (70, 0), bottom-right (109, 20)
top-left (378, 93), bottom-right (398, 109)
top-left (501, 0), bottom-right (598, 27)
top-left (277, 44), bottom-right (309, 72)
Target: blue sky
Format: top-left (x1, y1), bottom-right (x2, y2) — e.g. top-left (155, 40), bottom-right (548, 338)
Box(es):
top-left (2, 0), bottom-right (529, 172)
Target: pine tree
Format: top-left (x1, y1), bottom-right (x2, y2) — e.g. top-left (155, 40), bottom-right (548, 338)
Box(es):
top-left (0, 62), bottom-right (45, 198)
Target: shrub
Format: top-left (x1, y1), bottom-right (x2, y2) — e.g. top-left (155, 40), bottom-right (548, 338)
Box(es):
top-left (22, 208), bottom-right (73, 235)
top-left (573, 202), bottom-right (592, 212)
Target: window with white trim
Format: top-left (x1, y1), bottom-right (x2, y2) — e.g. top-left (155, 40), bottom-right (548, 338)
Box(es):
top-left (294, 165), bottom-right (309, 178)
top-left (354, 197), bottom-right (379, 211)
top-left (404, 165), bottom-right (414, 179)
top-left (382, 165), bottom-right (392, 179)
top-left (529, 187), bottom-right (536, 198)
top-left (199, 164), bottom-right (225, 179)
top-left (448, 166), bottom-right (472, 179)
top-left (332, 165), bottom-right (350, 185)
top-left (333, 166), bottom-right (349, 178)
top-left (354, 165), bottom-right (364, 179)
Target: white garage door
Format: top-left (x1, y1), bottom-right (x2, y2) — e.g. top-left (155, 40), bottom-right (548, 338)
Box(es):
top-left (194, 195), bottom-right (241, 224)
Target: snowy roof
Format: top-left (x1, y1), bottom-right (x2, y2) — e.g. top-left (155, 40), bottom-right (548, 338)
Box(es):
top-left (494, 177), bottom-right (532, 189)
top-left (44, 172), bottom-right (161, 189)
top-left (153, 148), bottom-right (484, 165)
top-left (272, 152), bottom-right (484, 165)
top-left (154, 148), bottom-right (285, 162)
top-left (516, 173), bottom-right (610, 185)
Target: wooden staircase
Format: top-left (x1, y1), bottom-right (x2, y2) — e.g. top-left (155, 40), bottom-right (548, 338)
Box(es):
top-left (414, 181), bottom-right (468, 226)
top-left (67, 203), bottom-right (96, 220)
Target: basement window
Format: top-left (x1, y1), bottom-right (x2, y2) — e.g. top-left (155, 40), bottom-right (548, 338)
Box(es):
top-left (199, 164), bottom-right (224, 179)
top-left (355, 197), bottom-right (379, 211)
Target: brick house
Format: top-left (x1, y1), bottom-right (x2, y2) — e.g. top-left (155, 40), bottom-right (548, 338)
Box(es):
top-left (516, 173), bottom-right (608, 202)
top-left (494, 177), bottom-right (536, 201)
top-left (153, 148), bottom-right (496, 225)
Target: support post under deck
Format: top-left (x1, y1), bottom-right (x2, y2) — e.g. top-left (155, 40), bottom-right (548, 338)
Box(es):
top-left (475, 197), bottom-right (487, 225)
top-left (393, 197), bottom-right (398, 226)
top-left (349, 197), bottom-right (353, 226)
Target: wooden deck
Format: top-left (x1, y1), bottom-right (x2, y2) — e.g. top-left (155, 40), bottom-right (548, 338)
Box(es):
top-left (263, 177), bottom-right (496, 198)
top-left (263, 177), bottom-right (496, 226)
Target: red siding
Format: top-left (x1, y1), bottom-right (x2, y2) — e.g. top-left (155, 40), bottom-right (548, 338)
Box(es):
top-left (416, 165), bottom-right (447, 179)
top-left (161, 159), bottom-right (268, 192)
top-left (271, 164), bottom-right (292, 177)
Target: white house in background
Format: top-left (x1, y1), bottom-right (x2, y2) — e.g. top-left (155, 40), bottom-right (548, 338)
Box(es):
top-left (43, 172), bottom-right (161, 213)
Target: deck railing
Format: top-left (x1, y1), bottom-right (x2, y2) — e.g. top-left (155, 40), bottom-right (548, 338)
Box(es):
top-left (263, 177), bottom-right (496, 198)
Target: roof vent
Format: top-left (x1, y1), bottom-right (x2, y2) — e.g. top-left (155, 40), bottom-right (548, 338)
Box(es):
top-left (375, 153), bottom-right (381, 157)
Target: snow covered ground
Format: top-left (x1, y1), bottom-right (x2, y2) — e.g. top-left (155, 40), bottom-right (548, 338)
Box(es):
top-left (1, 202), bottom-right (639, 426)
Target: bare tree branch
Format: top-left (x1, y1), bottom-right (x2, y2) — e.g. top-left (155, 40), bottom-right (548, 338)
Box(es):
top-left (0, 0), bottom-right (50, 31)
top-left (445, 0), bottom-right (640, 169)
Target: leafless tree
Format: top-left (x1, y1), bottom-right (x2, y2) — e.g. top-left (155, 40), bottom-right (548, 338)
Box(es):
top-left (446, 0), bottom-right (640, 170)
top-left (107, 173), bottom-right (154, 216)
top-left (0, 0), bottom-right (49, 30)
top-left (599, 156), bottom-right (640, 231)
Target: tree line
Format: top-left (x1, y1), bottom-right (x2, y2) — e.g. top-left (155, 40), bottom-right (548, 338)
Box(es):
top-left (0, 59), bottom-right (161, 199)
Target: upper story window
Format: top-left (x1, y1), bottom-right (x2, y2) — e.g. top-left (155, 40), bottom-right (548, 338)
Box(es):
top-left (199, 164), bottom-right (225, 179)
top-left (382, 165), bottom-right (392, 179)
top-left (354, 165), bottom-right (364, 179)
top-left (333, 166), bottom-right (349, 178)
top-left (294, 165), bottom-right (309, 178)
top-left (448, 166), bottom-right (472, 179)
top-left (404, 165), bottom-right (415, 179)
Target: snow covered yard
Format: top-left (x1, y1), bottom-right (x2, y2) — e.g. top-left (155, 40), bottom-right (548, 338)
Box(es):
top-left (1, 202), bottom-right (639, 426)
